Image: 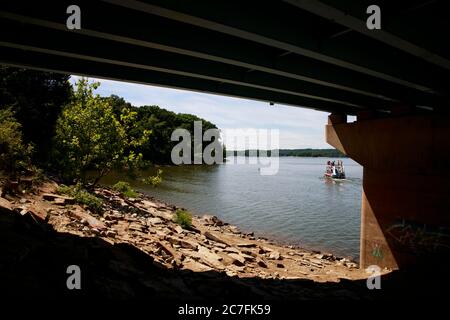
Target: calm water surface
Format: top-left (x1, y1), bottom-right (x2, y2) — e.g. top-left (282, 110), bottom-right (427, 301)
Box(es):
top-left (102, 157), bottom-right (362, 259)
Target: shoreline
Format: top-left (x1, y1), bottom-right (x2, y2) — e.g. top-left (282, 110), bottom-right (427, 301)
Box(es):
top-left (1, 179), bottom-right (381, 282)
top-left (142, 193), bottom-right (357, 261)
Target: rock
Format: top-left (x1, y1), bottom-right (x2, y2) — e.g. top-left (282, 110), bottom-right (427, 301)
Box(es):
top-left (201, 215), bottom-right (224, 226)
top-left (276, 263), bottom-right (285, 268)
top-left (258, 246), bottom-right (272, 254)
top-left (104, 212), bottom-right (122, 221)
top-left (105, 220), bottom-right (116, 227)
top-left (305, 259), bottom-right (324, 269)
top-left (19, 198), bottom-right (30, 204)
top-left (156, 241), bottom-right (177, 259)
top-left (240, 253), bottom-right (256, 262)
top-left (27, 208), bottom-right (49, 222)
top-left (165, 236), bottom-right (198, 250)
top-left (187, 224), bottom-right (201, 234)
top-left (228, 253), bottom-right (246, 266)
top-left (257, 260), bottom-right (268, 268)
top-left (141, 200), bottom-right (164, 209)
top-left (0, 197), bottom-right (13, 213)
top-left (227, 225), bottom-right (240, 234)
top-left (236, 242), bottom-right (257, 248)
top-left (19, 177), bottom-right (33, 189)
top-left (53, 198), bottom-right (67, 206)
top-left (240, 249), bottom-right (257, 257)
top-left (42, 193), bottom-right (75, 205)
top-left (147, 217), bottom-right (163, 225)
top-left (182, 259), bottom-right (213, 272)
top-left (268, 251), bottom-right (281, 260)
top-left (214, 242), bottom-right (227, 249)
top-left (196, 245), bottom-right (224, 269)
top-left (128, 222), bottom-right (146, 232)
top-left (223, 247), bottom-right (240, 254)
top-left (174, 225), bottom-right (184, 234)
top-left (69, 209), bottom-right (106, 230)
top-left (106, 230), bottom-right (117, 237)
top-left (204, 231), bottom-right (229, 245)
top-left (225, 270), bottom-right (237, 277)
top-left (155, 211), bottom-right (173, 221)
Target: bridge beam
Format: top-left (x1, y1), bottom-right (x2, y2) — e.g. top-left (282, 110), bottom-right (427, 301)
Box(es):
top-left (326, 113), bottom-right (450, 269)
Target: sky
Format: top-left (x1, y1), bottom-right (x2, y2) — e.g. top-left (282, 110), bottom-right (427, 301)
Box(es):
top-left (70, 76), bottom-right (334, 149)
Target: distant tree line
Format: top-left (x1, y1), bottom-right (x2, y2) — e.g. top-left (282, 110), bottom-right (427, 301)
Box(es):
top-left (227, 148), bottom-right (346, 158)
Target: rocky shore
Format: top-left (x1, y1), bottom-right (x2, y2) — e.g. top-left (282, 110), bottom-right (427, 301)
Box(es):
top-left (0, 179), bottom-right (376, 285)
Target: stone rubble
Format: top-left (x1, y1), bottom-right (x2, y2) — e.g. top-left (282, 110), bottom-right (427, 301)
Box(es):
top-left (0, 180), bottom-right (373, 282)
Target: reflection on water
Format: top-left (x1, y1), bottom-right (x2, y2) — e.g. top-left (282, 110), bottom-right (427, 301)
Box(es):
top-left (101, 157), bottom-right (362, 259)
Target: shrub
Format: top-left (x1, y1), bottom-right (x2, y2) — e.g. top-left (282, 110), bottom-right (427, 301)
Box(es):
top-left (174, 209), bottom-right (192, 229)
top-left (142, 169), bottom-right (163, 187)
top-left (57, 184), bottom-right (103, 213)
top-left (112, 181), bottom-right (138, 198)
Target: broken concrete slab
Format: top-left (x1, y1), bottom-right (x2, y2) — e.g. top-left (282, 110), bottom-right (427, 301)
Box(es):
top-left (165, 236), bottom-right (198, 250)
top-left (228, 253), bottom-right (246, 266)
top-left (42, 193), bottom-right (75, 205)
top-left (69, 209), bottom-right (106, 230)
top-left (204, 231), bottom-right (230, 245)
top-left (268, 251), bottom-right (281, 260)
top-left (236, 242), bottom-right (257, 248)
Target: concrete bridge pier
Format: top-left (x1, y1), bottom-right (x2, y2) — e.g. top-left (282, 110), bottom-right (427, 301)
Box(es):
top-left (326, 113), bottom-right (450, 270)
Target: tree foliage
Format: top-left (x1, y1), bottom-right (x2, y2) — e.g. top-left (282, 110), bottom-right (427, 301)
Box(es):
top-left (0, 67), bottom-right (71, 162)
top-left (1, 68), bottom-right (223, 186)
top-left (53, 78), bottom-right (147, 186)
top-left (0, 108), bottom-right (33, 178)
top-left (104, 96), bottom-right (223, 164)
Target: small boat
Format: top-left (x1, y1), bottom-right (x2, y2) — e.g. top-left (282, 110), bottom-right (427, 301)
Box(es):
top-left (324, 160), bottom-right (346, 180)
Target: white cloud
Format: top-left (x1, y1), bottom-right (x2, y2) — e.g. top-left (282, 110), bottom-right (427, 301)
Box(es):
top-left (70, 76), bottom-right (331, 149)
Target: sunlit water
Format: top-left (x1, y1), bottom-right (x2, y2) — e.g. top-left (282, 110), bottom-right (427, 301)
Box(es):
top-left (101, 157), bottom-right (362, 259)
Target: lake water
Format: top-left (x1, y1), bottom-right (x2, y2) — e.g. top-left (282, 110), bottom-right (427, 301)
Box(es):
top-left (102, 157), bottom-right (363, 259)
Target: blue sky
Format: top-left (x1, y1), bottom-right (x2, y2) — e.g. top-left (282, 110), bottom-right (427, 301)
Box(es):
top-left (70, 76), bottom-right (334, 149)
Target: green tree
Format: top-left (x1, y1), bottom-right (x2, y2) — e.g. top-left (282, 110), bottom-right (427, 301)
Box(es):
top-left (0, 108), bottom-right (33, 179)
top-left (54, 79), bottom-right (130, 186)
top-left (131, 105), bottom-right (222, 164)
top-left (0, 67), bottom-right (71, 162)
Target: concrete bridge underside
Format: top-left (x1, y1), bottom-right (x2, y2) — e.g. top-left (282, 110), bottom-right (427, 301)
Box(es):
top-left (1, 0), bottom-right (449, 269)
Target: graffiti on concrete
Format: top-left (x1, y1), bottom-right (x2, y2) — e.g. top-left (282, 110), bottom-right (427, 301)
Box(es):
top-left (371, 243), bottom-right (384, 260)
top-left (385, 219), bottom-right (450, 255)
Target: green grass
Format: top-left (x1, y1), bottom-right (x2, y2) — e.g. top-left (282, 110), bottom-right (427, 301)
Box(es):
top-left (112, 181), bottom-right (139, 198)
top-left (174, 209), bottom-right (192, 229)
top-left (57, 184), bottom-right (103, 213)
